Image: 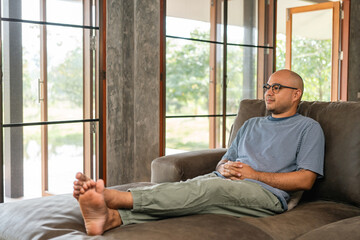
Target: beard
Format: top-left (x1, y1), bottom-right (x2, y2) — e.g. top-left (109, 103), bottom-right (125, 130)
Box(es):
top-left (266, 103), bottom-right (292, 115)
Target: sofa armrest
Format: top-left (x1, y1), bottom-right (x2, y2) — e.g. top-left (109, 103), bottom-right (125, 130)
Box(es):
top-left (151, 148), bottom-right (227, 183)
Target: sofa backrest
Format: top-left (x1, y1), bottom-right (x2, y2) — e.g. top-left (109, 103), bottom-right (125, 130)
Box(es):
top-left (229, 99), bottom-right (360, 207)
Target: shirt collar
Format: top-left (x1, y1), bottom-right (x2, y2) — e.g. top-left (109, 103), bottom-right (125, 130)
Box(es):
top-left (268, 113), bottom-right (299, 121)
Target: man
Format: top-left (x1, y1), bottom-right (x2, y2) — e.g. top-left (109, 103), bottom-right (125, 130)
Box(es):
top-left (73, 69), bottom-right (325, 236)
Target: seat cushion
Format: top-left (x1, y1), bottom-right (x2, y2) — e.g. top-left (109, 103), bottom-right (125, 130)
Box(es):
top-left (295, 215), bottom-right (360, 239)
top-left (0, 182), bottom-right (154, 240)
top-left (238, 201), bottom-right (360, 240)
top-left (105, 214), bottom-right (273, 240)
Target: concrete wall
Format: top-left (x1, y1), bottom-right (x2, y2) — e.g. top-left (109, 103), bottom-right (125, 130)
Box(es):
top-left (106, 0), bottom-right (160, 185)
top-left (348, 0), bottom-right (360, 101)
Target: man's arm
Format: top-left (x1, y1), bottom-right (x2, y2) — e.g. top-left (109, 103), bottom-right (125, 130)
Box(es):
top-left (218, 161), bottom-right (317, 192)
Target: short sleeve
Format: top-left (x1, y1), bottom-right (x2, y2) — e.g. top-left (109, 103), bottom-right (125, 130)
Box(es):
top-left (296, 122), bottom-right (325, 176)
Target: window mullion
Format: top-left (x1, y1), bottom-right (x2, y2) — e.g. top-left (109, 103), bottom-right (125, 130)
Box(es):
top-left (222, 0), bottom-right (228, 148)
top-left (83, 0), bottom-right (93, 179)
top-left (40, 0), bottom-right (50, 196)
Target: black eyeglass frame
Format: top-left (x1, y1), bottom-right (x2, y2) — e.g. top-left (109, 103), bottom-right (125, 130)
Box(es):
top-left (263, 83), bottom-right (298, 94)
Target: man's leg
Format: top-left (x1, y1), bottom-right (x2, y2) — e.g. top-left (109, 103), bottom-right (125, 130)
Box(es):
top-left (74, 173), bottom-right (283, 229)
top-left (119, 173), bottom-right (284, 225)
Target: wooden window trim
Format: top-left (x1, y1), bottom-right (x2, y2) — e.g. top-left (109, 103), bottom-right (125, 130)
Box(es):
top-left (99, 0), bottom-right (107, 183)
top-left (257, 0), bottom-right (275, 99)
top-left (340, 0), bottom-right (350, 101)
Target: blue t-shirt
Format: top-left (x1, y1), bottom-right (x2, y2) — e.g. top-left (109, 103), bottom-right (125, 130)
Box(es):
top-left (215, 113), bottom-right (325, 210)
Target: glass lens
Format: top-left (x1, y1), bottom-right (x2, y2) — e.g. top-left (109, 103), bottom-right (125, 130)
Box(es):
top-left (273, 85), bottom-right (280, 93)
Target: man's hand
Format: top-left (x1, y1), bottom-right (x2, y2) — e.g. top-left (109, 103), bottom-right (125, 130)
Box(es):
top-left (216, 160), bottom-right (258, 180)
top-left (216, 159), bottom-right (317, 191)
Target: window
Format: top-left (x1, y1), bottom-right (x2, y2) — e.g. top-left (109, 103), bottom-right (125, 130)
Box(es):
top-left (276, 0), bottom-right (348, 101)
top-left (162, 0), bottom-right (275, 155)
top-left (1, 0), bottom-right (101, 202)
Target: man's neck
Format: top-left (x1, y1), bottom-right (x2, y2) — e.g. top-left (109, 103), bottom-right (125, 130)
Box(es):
top-left (271, 110), bottom-right (297, 118)
top-left (269, 113), bottom-right (298, 121)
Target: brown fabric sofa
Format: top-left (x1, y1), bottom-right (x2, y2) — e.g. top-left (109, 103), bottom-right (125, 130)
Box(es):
top-left (1, 100), bottom-right (360, 239)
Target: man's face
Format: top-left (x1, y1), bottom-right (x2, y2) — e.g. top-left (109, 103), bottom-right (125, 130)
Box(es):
top-left (264, 74), bottom-right (298, 116)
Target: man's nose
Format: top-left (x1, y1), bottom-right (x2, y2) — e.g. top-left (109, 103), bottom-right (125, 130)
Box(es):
top-left (264, 87), bottom-right (273, 97)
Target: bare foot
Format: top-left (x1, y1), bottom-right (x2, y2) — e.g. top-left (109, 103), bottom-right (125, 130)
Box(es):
top-left (73, 172), bottom-right (96, 200)
top-left (78, 179), bottom-right (122, 235)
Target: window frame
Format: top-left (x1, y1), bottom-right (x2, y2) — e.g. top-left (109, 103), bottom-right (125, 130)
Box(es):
top-left (0, 0), bottom-right (104, 202)
top-left (160, 0), bottom-right (276, 155)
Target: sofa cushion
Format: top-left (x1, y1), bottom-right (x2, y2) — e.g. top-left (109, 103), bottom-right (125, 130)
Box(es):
top-left (296, 215), bottom-right (360, 240)
top-left (297, 101), bottom-right (360, 207)
top-left (239, 201), bottom-right (360, 240)
top-left (228, 99), bottom-right (268, 145)
top-left (0, 182), bottom-right (154, 240)
top-left (105, 214), bottom-right (273, 240)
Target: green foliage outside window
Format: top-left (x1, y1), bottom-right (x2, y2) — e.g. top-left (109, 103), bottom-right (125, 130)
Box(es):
top-left (276, 33), bottom-right (331, 101)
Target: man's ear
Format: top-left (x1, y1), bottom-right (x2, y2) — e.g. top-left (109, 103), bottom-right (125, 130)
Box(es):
top-left (293, 89), bottom-right (302, 101)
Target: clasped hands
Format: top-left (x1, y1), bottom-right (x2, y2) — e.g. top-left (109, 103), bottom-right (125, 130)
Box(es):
top-left (217, 160), bottom-right (258, 181)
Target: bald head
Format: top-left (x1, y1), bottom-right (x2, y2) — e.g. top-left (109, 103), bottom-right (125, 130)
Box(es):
top-left (269, 69), bottom-right (304, 99)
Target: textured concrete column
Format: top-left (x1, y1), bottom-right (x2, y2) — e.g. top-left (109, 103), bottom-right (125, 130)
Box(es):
top-left (106, 0), bottom-right (160, 185)
top-left (133, 1), bottom-right (160, 182)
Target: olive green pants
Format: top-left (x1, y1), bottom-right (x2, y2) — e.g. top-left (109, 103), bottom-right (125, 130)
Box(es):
top-left (118, 173), bottom-right (284, 225)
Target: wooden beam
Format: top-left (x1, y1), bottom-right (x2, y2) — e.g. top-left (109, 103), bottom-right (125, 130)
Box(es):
top-left (99, 0), bottom-right (107, 183)
top-left (159, 0), bottom-right (166, 156)
top-left (340, 0), bottom-right (350, 101)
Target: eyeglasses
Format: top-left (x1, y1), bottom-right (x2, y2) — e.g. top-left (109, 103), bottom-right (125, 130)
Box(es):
top-left (263, 83), bottom-right (298, 94)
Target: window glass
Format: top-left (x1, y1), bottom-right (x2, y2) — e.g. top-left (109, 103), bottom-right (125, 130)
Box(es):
top-left (47, 123), bottom-right (83, 194)
top-left (47, 0), bottom-right (83, 25)
top-left (1, 0), bottom-right (39, 21)
top-left (166, 117), bottom-right (210, 153)
top-left (291, 10), bottom-right (332, 101)
top-left (166, 0), bottom-right (211, 41)
top-left (166, 38), bottom-right (210, 116)
top-left (23, 126), bottom-right (42, 199)
top-left (227, 0), bottom-right (258, 45)
top-left (2, 21), bottom-right (42, 124)
top-left (165, 0), bottom-right (271, 154)
top-left (227, 45), bottom-right (257, 114)
top-left (47, 25), bottom-right (83, 121)
top-left (2, 0), bottom-right (99, 202)
top-left (276, 0), bottom-right (333, 101)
